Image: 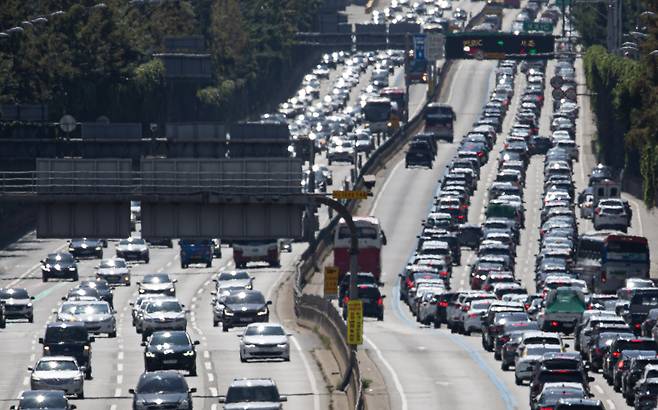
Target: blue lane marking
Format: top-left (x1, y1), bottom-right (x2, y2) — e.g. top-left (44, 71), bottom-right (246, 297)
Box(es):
top-left (33, 282), bottom-right (67, 302)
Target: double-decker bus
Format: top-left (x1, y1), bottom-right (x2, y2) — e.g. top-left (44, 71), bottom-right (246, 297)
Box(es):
top-left (424, 103), bottom-right (456, 142)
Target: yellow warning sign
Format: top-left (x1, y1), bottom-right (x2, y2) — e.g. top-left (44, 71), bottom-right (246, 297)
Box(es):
top-left (324, 266), bottom-right (339, 299)
top-left (332, 190), bottom-right (368, 200)
top-left (347, 299), bottom-right (363, 345)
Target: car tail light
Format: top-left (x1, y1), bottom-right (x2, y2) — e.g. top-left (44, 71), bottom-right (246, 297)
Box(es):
top-left (477, 151), bottom-right (484, 157)
top-left (406, 278), bottom-right (413, 288)
top-left (343, 296), bottom-right (349, 305)
top-left (612, 351), bottom-right (621, 358)
top-left (457, 215), bottom-right (464, 220)
top-left (499, 336), bottom-right (510, 343)
top-left (469, 313), bottom-right (479, 318)
top-left (461, 305), bottom-right (470, 312)
top-left (635, 323), bottom-right (642, 329)
top-left (587, 304), bottom-right (593, 310)
top-left (438, 301), bottom-right (449, 308)
top-left (618, 360), bottom-right (625, 369)
top-left (439, 271), bottom-right (449, 277)
top-left (539, 407), bottom-right (554, 410)
top-left (601, 271), bottom-right (607, 283)
top-left (594, 347), bottom-right (601, 355)
top-left (524, 303), bottom-right (530, 310)
top-left (595, 207), bottom-right (601, 215)
top-left (377, 297), bottom-right (383, 306)
top-left (551, 321), bottom-right (559, 327)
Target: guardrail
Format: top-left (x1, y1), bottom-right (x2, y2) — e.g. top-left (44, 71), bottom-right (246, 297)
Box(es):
top-left (292, 8), bottom-right (490, 410)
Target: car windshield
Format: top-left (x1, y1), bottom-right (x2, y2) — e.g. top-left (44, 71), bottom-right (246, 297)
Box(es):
top-left (46, 254), bottom-right (74, 264)
top-left (226, 385), bottom-right (280, 403)
top-left (245, 325), bottom-right (285, 336)
top-left (44, 326), bottom-right (88, 342)
top-left (20, 394), bottom-right (68, 408)
top-left (0, 288), bottom-right (28, 299)
top-left (472, 301), bottom-right (494, 310)
top-left (144, 274), bottom-right (171, 284)
top-left (119, 238), bottom-right (145, 245)
top-left (540, 389), bottom-right (584, 402)
top-left (61, 303), bottom-right (110, 315)
top-left (137, 375), bottom-right (188, 394)
top-left (527, 345), bottom-right (562, 356)
top-left (150, 332), bottom-right (189, 346)
top-left (100, 259), bottom-right (127, 268)
top-left (146, 301), bottom-right (182, 313)
top-left (226, 292), bottom-right (266, 305)
top-left (35, 360), bottom-right (78, 371)
top-left (219, 271), bottom-right (250, 281)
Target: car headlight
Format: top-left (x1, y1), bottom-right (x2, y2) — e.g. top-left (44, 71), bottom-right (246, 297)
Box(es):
top-left (68, 247), bottom-right (75, 252)
top-left (244, 344), bottom-right (256, 348)
top-left (43, 346), bottom-right (50, 352)
top-left (224, 309), bottom-right (234, 316)
top-left (73, 375), bottom-right (82, 381)
top-left (139, 289), bottom-right (145, 293)
top-left (43, 264), bottom-right (51, 271)
top-left (145, 351), bottom-right (156, 358)
top-left (246, 284), bottom-right (253, 290)
top-left (84, 345), bottom-right (90, 351)
top-left (182, 350), bottom-right (195, 356)
top-left (95, 246), bottom-right (102, 250)
top-left (27, 303), bottom-right (32, 307)
top-left (277, 343), bottom-right (288, 348)
top-left (257, 308), bottom-right (268, 316)
top-left (31, 376), bottom-right (41, 381)
top-left (69, 267), bottom-right (76, 271)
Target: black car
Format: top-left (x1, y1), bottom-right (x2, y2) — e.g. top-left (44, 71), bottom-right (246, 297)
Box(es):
top-left (342, 284), bottom-right (385, 321)
top-left (339, 272), bottom-right (378, 307)
top-left (11, 390), bottom-right (76, 410)
top-left (130, 371), bottom-right (196, 410)
top-left (41, 253), bottom-right (78, 282)
top-left (39, 322), bottom-right (94, 379)
top-left (457, 224), bottom-right (482, 249)
top-left (554, 398), bottom-right (606, 410)
top-left (143, 331), bottom-right (199, 375)
top-left (67, 238), bottom-right (104, 259)
top-left (405, 140), bottom-right (433, 168)
top-left (78, 279), bottom-right (113, 307)
top-left (220, 290), bottom-right (271, 332)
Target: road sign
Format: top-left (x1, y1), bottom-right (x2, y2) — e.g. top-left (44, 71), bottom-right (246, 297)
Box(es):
top-left (413, 34), bottom-right (426, 61)
top-left (347, 299), bottom-right (363, 345)
top-left (550, 76), bottom-right (564, 89)
top-left (324, 266), bottom-right (339, 299)
top-left (59, 114), bottom-right (77, 133)
top-left (445, 32), bottom-right (555, 60)
top-left (523, 21), bottom-right (554, 33)
top-left (552, 88), bottom-right (564, 100)
top-left (425, 33), bottom-right (445, 60)
top-left (332, 190), bottom-right (368, 200)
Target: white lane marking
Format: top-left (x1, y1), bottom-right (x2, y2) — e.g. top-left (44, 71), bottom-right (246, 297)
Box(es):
top-left (628, 198), bottom-right (645, 236)
top-left (196, 288), bottom-right (204, 295)
top-left (118, 351), bottom-right (124, 360)
top-left (290, 335), bottom-right (321, 410)
top-left (110, 405), bottom-right (117, 410)
top-left (209, 387), bottom-right (218, 397)
top-left (22, 376), bottom-right (29, 386)
top-left (593, 384), bottom-right (604, 394)
top-left (204, 361), bottom-right (212, 370)
top-left (211, 405), bottom-right (218, 410)
top-left (365, 335), bottom-right (408, 410)
top-left (606, 399), bottom-right (616, 410)
top-left (114, 388), bottom-right (122, 397)
top-left (207, 372), bottom-right (215, 383)
top-left (117, 363), bottom-right (123, 372)
top-left (30, 353), bottom-right (35, 362)
top-left (116, 374), bottom-right (123, 384)
top-left (203, 350), bottom-right (210, 359)
top-left (372, 159), bottom-right (405, 214)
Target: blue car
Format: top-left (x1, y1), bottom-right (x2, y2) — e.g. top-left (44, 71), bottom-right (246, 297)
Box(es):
top-left (180, 239), bottom-right (213, 269)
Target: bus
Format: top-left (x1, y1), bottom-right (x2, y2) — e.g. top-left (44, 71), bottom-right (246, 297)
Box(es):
top-left (333, 217), bottom-right (387, 281)
top-left (380, 87), bottom-right (406, 120)
top-left (363, 97), bottom-right (393, 133)
top-left (424, 103), bottom-right (456, 142)
top-left (576, 231), bottom-right (650, 294)
top-left (407, 59), bottom-right (428, 84)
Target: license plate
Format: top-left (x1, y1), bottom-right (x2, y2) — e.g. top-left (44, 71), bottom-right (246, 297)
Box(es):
top-left (361, 298), bottom-right (371, 303)
top-left (163, 359), bottom-right (177, 364)
top-left (240, 317), bottom-right (252, 322)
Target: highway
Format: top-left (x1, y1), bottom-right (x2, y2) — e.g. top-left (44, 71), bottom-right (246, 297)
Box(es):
top-left (0, 236), bottom-right (326, 410)
top-left (342, 8), bottom-right (637, 410)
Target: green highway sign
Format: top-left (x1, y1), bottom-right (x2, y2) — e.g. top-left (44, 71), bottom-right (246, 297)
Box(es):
top-left (444, 32), bottom-right (555, 60)
top-left (523, 21), bottom-right (554, 33)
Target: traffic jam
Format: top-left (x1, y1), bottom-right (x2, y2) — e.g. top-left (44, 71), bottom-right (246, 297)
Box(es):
top-left (392, 13), bottom-right (654, 410)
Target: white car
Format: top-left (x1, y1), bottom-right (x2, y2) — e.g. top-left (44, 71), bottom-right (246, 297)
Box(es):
top-left (0, 287), bottom-right (34, 322)
top-left (140, 299), bottom-right (187, 341)
top-left (232, 241), bottom-right (280, 268)
top-left (579, 193), bottom-right (594, 219)
top-left (56, 301), bottom-right (117, 338)
top-left (96, 258), bottom-right (131, 286)
top-left (462, 299), bottom-right (495, 335)
top-left (29, 356), bottom-right (85, 398)
top-left (239, 323), bottom-right (291, 362)
top-left (593, 204), bottom-right (629, 232)
top-left (138, 273), bottom-right (177, 296)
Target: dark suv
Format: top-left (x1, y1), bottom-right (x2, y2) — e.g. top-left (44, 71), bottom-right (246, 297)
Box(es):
top-left (405, 140), bottom-right (433, 168)
top-left (39, 322), bottom-right (94, 379)
top-left (342, 284), bottom-right (385, 321)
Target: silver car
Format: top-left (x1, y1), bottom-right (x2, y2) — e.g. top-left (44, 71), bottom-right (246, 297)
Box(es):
top-left (514, 344), bottom-right (563, 385)
top-left (131, 294), bottom-right (172, 327)
top-left (56, 301), bottom-right (117, 338)
top-left (140, 299), bottom-right (187, 341)
top-left (138, 273), bottom-right (177, 296)
top-left (115, 237), bottom-right (150, 263)
top-left (239, 323), bottom-right (291, 362)
top-left (462, 299), bottom-right (495, 335)
top-left (0, 287), bottom-right (34, 322)
top-left (214, 271), bottom-right (254, 291)
top-left (29, 356), bottom-right (85, 398)
top-left (96, 258), bottom-right (131, 286)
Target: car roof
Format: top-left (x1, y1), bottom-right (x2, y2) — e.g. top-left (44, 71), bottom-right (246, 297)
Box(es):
top-left (38, 355), bottom-right (78, 362)
top-left (229, 378), bottom-right (277, 387)
top-left (46, 321), bottom-right (86, 329)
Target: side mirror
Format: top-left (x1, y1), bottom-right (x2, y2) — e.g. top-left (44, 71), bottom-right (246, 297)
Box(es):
top-left (136, 282), bottom-right (141, 285)
top-left (27, 367), bottom-right (33, 371)
top-left (588, 376), bottom-right (595, 382)
top-left (38, 337), bottom-right (44, 344)
top-left (89, 337), bottom-right (96, 343)
top-left (128, 388), bottom-right (135, 394)
top-left (112, 309), bottom-right (117, 314)
top-left (79, 366), bottom-right (86, 374)
top-left (129, 302), bottom-right (135, 306)
top-left (237, 334), bottom-right (243, 338)
top-left (219, 398), bottom-right (226, 403)
top-left (189, 387), bottom-right (197, 393)
top-left (140, 341), bottom-right (146, 346)
top-left (267, 301), bottom-right (273, 305)
top-left (381, 295), bottom-right (387, 299)
top-left (194, 340), bottom-right (200, 345)
top-left (30, 296), bottom-right (35, 300)
top-left (61, 297), bottom-right (66, 301)
top-left (210, 291), bottom-right (217, 296)
top-left (173, 279), bottom-right (178, 283)
top-left (75, 258), bottom-right (80, 263)
top-left (52, 309), bottom-right (58, 314)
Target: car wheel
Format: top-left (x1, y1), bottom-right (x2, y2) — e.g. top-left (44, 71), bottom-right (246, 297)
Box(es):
top-left (514, 376), bottom-right (522, 385)
top-left (223, 325), bottom-right (229, 332)
top-left (77, 391), bottom-right (84, 399)
top-left (377, 313), bottom-right (384, 321)
top-left (189, 366), bottom-right (197, 376)
top-left (501, 362), bottom-right (509, 371)
top-left (206, 261), bottom-right (212, 268)
top-left (72, 273), bottom-right (79, 281)
top-left (42, 275), bottom-right (48, 282)
top-left (240, 353), bottom-right (246, 363)
top-left (433, 320), bottom-right (441, 329)
top-left (109, 331), bottom-right (117, 338)
top-left (464, 329), bottom-right (471, 336)
top-left (213, 320), bottom-right (218, 327)
top-left (181, 263), bottom-right (187, 269)
top-left (28, 315), bottom-right (33, 323)
top-left (144, 257), bottom-right (150, 264)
